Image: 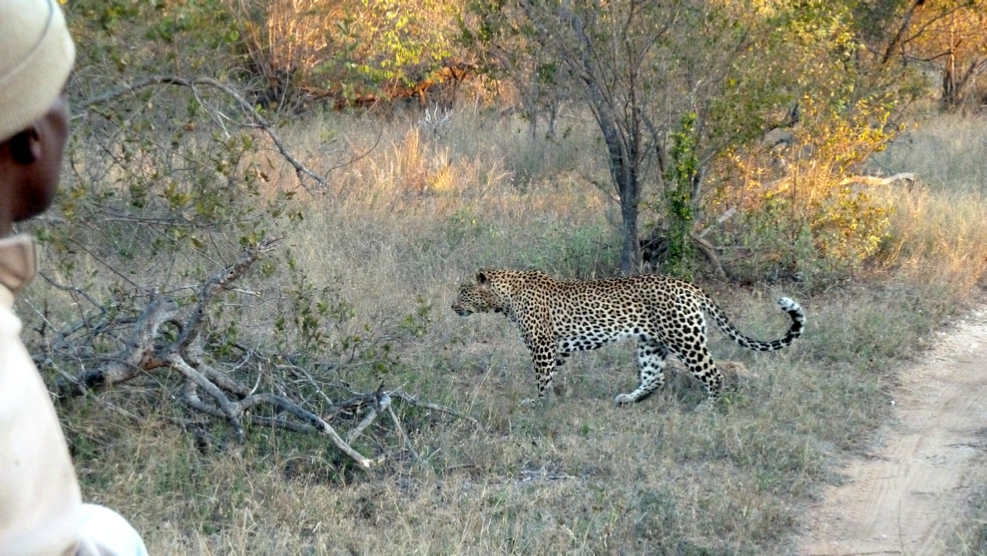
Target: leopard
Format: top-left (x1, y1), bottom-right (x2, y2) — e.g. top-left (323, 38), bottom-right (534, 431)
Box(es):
top-left (451, 268), bottom-right (805, 406)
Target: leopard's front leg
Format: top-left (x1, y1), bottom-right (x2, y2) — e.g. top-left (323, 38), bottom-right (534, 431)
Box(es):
top-left (512, 307), bottom-right (557, 403)
top-left (523, 333), bottom-right (558, 404)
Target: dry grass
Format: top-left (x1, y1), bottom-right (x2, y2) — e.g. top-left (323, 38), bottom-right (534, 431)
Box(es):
top-left (44, 107), bottom-right (987, 554)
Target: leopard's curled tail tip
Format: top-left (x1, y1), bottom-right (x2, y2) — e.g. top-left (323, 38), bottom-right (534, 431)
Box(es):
top-left (778, 297), bottom-right (805, 319)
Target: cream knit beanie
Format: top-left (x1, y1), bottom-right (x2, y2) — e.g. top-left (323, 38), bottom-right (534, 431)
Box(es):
top-left (0, 0), bottom-right (76, 142)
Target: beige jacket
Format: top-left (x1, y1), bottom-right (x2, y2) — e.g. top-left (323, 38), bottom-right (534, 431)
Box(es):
top-left (0, 235), bottom-right (84, 555)
top-left (0, 236), bottom-right (147, 556)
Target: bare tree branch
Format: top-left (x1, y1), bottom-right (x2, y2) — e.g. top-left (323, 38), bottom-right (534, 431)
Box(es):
top-left (54, 296), bottom-right (179, 397)
top-left (346, 402), bottom-right (383, 445)
top-left (882, 0), bottom-right (927, 65)
top-left (389, 389), bottom-right (482, 429)
top-left (175, 238), bottom-right (280, 353)
top-left (387, 404), bottom-right (421, 463)
top-left (242, 392), bottom-right (381, 469)
top-left (172, 354), bottom-right (246, 441)
top-left (77, 76), bottom-right (327, 193)
top-left (689, 231), bottom-right (727, 280)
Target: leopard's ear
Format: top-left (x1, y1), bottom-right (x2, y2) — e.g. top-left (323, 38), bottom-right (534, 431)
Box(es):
top-left (476, 270), bottom-right (489, 285)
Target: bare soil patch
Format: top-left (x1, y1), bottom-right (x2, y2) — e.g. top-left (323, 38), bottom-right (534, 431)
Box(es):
top-left (800, 307), bottom-right (987, 555)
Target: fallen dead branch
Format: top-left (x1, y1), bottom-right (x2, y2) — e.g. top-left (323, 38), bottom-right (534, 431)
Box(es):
top-left (760, 172), bottom-right (918, 197)
top-left (35, 239), bottom-right (474, 470)
top-left (838, 172), bottom-right (916, 188)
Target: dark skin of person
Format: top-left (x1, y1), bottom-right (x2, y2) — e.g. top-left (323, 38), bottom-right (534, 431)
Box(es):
top-left (0, 90), bottom-right (70, 238)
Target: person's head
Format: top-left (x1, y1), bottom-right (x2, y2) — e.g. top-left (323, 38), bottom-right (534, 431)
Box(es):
top-left (0, 0), bottom-right (76, 237)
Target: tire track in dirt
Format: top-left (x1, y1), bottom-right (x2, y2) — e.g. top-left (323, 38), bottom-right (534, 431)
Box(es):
top-left (800, 308), bottom-right (987, 555)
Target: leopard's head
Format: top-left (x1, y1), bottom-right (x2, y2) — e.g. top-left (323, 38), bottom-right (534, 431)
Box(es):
top-left (451, 270), bottom-right (503, 316)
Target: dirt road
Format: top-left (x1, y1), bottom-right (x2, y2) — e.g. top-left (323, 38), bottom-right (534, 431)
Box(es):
top-left (800, 308), bottom-right (987, 555)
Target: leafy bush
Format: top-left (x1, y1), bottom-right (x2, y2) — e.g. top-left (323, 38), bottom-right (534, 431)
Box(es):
top-left (714, 95), bottom-right (898, 284)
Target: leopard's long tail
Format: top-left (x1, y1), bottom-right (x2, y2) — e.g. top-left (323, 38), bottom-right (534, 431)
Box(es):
top-left (704, 297), bottom-right (805, 352)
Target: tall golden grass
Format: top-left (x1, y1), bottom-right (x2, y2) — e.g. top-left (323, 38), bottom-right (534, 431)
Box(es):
top-left (875, 114), bottom-right (987, 297)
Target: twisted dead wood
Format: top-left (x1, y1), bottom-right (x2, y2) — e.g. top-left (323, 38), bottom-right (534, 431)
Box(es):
top-left (44, 239), bottom-right (474, 469)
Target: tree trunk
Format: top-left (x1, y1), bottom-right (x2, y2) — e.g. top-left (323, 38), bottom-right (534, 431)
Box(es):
top-left (942, 48), bottom-right (957, 109)
top-left (619, 179), bottom-right (640, 274)
top-left (594, 99), bottom-right (640, 275)
top-left (522, 0), bottom-right (646, 274)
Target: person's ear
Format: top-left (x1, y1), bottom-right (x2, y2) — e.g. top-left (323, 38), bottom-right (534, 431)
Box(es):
top-left (8, 128), bottom-right (41, 165)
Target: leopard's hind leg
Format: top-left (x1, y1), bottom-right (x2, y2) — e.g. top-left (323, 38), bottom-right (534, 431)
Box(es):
top-left (669, 340), bottom-right (724, 404)
top-left (661, 311), bottom-right (724, 404)
top-left (614, 338), bottom-right (669, 405)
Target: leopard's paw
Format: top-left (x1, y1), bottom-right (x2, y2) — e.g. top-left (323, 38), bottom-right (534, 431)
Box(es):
top-left (613, 393), bottom-right (636, 406)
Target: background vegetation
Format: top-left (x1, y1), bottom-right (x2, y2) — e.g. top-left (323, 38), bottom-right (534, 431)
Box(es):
top-left (14, 0), bottom-right (987, 552)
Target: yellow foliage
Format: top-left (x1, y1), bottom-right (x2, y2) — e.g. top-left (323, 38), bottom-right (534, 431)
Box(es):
top-left (234, 0), bottom-right (462, 93)
top-left (719, 93), bottom-right (897, 272)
